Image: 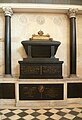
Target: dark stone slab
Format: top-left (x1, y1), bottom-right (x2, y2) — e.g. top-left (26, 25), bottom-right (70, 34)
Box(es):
top-left (19, 61), bottom-right (63, 79)
top-left (19, 84), bottom-right (63, 100)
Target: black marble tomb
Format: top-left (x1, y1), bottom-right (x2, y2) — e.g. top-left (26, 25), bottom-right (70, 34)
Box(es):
top-left (18, 40), bottom-right (63, 79)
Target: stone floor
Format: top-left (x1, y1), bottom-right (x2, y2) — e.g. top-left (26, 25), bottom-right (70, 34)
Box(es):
top-left (0, 107), bottom-right (82, 120)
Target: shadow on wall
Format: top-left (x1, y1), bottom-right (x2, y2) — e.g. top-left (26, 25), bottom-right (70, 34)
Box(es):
top-left (17, 46), bottom-right (27, 59)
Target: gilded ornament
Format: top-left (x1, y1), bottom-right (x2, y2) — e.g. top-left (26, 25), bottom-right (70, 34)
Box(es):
top-left (30, 30), bottom-right (53, 41)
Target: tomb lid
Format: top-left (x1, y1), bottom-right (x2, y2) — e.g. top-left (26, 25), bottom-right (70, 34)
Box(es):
top-left (30, 30), bottom-right (53, 41)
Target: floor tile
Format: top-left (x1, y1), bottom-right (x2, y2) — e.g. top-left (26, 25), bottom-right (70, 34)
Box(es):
top-left (37, 114), bottom-right (48, 120)
top-left (50, 113), bottom-right (62, 120)
top-left (8, 114), bottom-right (21, 120)
top-left (0, 107), bottom-right (82, 120)
top-left (64, 113), bottom-right (75, 119)
top-left (23, 114), bottom-right (34, 120)
top-left (73, 108), bottom-right (82, 113)
top-left (77, 113), bottom-right (82, 118)
top-left (73, 116), bottom-right (82, 120)
top-left (60, 108), bottom-right (71, 113)
top-left (43, 111), bottom-right (54, 117)
top-left (48, 108), bottom-right (59, 114)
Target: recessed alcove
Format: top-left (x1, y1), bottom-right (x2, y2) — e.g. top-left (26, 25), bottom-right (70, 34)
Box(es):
top-left (0, 4), bottom-right (82, 107)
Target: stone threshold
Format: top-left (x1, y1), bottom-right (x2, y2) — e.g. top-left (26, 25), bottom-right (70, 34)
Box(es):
top-left (0, 98), bottom-right (82, 108)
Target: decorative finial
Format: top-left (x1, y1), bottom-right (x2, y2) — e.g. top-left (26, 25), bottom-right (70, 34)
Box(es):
top-left (38, 30), bottom-right (44, 36)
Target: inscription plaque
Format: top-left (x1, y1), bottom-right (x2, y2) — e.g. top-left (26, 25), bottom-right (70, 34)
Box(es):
top-left (19, 84), bottom-right (63, 100)
top-left (19, 62), bottom-right (63, 79)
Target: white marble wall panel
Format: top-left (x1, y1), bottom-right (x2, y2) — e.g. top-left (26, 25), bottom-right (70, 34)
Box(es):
top-left (0, 13), bottom-right (4, 42)
top-left (0, 42), bottom-right (4, 76)
top-left (11, 13), bottom-right (69, 77)
top-left (11, 41), bottom-right (27, 77)
top-left (0, 14), bottom-right (4, 77)
top-left (76, 15), bottom-right (82, 78)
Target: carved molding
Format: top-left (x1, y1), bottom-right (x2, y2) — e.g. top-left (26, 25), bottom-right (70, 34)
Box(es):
top-left (2, 7), bottom-right (13, 17)
top-left (68, 8), bottom-right (78, 18)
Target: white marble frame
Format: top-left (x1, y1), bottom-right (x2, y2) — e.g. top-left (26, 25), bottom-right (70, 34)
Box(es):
top-left (0, 78), bottom-right (82, 107)
top-left (15, 79), bottom-right (82, 107)
top-left (0, 3), bottom-right (82, 107)
top-left (16, 79), bottom-right (66, 107)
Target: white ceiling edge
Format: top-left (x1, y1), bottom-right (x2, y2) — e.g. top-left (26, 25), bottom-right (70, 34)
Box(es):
top-left (0, 3), bottom-right (82, 13)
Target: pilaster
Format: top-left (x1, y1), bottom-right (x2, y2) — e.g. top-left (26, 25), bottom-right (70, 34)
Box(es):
top-left (2, 7), bottom-right (13, 77)
top-left (68, 8), bottom-right (78, 77)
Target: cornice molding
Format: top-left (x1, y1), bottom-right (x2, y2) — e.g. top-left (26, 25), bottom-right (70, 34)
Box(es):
top-left (0, 4), bottom-right (82, 14)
